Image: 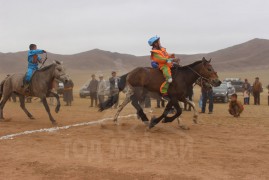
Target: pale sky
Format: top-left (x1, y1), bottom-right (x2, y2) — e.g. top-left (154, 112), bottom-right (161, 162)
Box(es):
top-left (0, 0), bottom-right (268, 55)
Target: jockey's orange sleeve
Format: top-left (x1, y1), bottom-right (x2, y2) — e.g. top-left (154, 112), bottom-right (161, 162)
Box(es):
top-left (151, 48), bottom-right (172, 68)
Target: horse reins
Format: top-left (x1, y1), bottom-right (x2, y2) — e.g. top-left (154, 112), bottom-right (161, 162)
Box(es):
top-left (39, 53), bottom-right (48, 69)
top-left (186, 66), bottom-right (212, 88)
top-left (186, 66), bottom-right (211, 82)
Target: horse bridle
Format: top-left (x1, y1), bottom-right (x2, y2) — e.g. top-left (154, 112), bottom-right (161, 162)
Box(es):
top-left (187, 66), bottom-right (210, 81)
top-left (186, 65), bottom-right (217, 88)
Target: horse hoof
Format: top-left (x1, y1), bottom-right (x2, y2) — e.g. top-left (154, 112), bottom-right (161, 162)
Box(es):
top-left (55, 107), bottom-right (60, 113)
top-left (162, 119), bottom-right (168, 123)
top-left (149, 116), bottom-right (157, 129)
top-left (148, 123), bottom-right (155, 129)
top-left (179, 125), bottom-right (190, 130)
top-left (52, 121), bottom-right (58, 126)
top-left (29, 116), bottom-right (35, 120)
top-left (193, 119), bottom-right (198, 124)
top-left (143, 121), bottom-right (149, 126)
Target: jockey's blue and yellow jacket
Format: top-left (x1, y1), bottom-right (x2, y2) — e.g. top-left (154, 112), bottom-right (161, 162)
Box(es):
top-left (25, 49), bottom-right (44, 82)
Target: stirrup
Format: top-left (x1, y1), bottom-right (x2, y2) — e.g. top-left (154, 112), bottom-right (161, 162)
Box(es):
top-left (161, 94), bottom-right (170, 102)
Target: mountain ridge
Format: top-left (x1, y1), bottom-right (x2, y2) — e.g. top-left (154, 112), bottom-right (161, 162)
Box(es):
top-left (0, 38), bottom-right (269, 74)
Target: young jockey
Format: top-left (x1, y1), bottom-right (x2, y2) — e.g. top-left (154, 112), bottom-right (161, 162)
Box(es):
top-left (148, 36), bottom-right (178, 101)
top-left (22, 44), bottom-right (46, 90)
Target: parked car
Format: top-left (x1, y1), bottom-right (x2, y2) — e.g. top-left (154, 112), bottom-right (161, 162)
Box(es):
top-left (79, 80), bottom-right (111, 98)
top-left (213, 82), bottom-right (236, 103)
top-left (223, 78), bottom-right (244, 92)
top-left (79, 81), bottom-right (91, 98)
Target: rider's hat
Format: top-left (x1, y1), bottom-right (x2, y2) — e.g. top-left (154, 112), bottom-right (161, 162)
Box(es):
top-left (148, 36), bottom-right (160, 46)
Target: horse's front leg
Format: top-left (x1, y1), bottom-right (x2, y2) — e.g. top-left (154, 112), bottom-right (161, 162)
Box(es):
top-left (42, 97), bottom-right (57, 125)
top-left (149, 101), bottom-right (173, 129)
top-left (185, 98), bottom-right (198, 124)
top-left (47, 91), bottom-right (61, 113)
top-left (162, 101), bottom-right (182, 123)
top-left (163, 101), bottom-right (190, 130)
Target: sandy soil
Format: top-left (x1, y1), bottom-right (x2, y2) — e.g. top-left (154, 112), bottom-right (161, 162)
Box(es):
top-left (0, 91), bottom-right (269, 180)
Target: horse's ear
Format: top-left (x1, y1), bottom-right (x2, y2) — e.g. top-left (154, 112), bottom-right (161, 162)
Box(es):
top-left (209, 58), bottom-right (212, 63)
top-left (202, 57), bottom-right (206, 61)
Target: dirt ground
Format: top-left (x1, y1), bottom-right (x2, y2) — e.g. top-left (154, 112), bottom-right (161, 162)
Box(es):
top-left (0, 89), bottom-right (269, 180)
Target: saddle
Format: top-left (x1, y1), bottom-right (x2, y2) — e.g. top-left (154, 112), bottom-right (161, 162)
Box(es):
top-left (22, 71), bottom-right (38, 95)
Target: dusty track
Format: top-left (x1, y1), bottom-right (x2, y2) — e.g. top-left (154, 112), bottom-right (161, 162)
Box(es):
top-left (0, 93), bottom-right (269, 180)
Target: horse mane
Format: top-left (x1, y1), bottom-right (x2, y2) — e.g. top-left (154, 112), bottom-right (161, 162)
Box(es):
top-left (38, 63), bottom-right (56, 72)
top-left (176, 60), bottom-right (203, 71)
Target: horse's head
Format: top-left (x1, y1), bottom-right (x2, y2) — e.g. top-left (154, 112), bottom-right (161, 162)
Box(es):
top-left (196, 57), bottom-right (221, 87)
top-left (53, 60), bottom-right (69, 83)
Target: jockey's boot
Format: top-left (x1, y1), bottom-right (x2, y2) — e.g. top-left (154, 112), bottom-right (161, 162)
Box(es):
top-left (21, 80), bottom-right (30, 93)
top-left (23, 84), bottom-right (30, 94)
top-left (21, 79), bottom-right (26, 88)
top-left (161, 93), bottom-right (170, 102)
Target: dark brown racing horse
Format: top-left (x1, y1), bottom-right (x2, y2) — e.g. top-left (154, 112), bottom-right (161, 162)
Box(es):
top-left (99, 57), bottom-right (221, 129)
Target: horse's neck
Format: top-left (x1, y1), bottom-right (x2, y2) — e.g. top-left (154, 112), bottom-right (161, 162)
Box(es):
top-left (179, 68), bottom-right (199, 86)
top-left (34, 65), bottom-right (55, 83)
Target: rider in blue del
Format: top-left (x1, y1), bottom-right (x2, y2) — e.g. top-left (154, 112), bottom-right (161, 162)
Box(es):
top-left (22, 44), bottom-right (46, 90)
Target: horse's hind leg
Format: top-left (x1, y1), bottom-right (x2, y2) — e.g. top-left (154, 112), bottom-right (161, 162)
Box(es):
top-left (113, 95), bottom-right (131, 124)
top-left (41, 97), bottom-right (57, 125)
top-left (0, 93), bottom-right (12, 120)
top-left (130, 95), bottom-right (149, 125)
top-left (18, 95), bottom-right (34, 119)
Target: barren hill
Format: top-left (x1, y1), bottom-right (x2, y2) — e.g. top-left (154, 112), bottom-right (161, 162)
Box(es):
top-left (1, 38), bottom-right (269, 74)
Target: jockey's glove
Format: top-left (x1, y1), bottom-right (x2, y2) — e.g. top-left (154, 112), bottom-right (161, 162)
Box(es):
top-left (167, 58), bottom-right (173, 63)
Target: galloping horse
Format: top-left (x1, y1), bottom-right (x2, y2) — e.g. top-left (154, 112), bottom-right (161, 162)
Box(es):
top-left (0, 61), bottom-right (69, 124)
top-left (99, 57), bottom-right (221, 128)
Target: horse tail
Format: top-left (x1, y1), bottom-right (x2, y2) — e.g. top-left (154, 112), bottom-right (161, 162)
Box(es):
top-left (99, 73), bottom-right (128, 112)
top-left (118, 73), bottom-right (128, 91)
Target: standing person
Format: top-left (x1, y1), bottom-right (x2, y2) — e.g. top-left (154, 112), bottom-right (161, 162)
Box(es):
top-left (156, 99), bottom-right (165, 108)
top-left (242, 79), bottom-right (251, 105)
top-left (243, 89), bottom-right (250, 105)
top-left (267, 85), bottom-right (269, 106)
top-left (198, 94), bottom-right (203, 112)
top-left (201, 86), bottom-right (214, 114)
top-left (22, 44), bottom-right (46, 92)
top-left (252, 77), bottom-right (262, 105)
top-left (109, 71), bottom-right (120, 108)
top-left (63, 79), bottom-right (74, 106)
top-left (228, 94), bottom-right (244, 118)
top-left (97, 75), bottom-right (106, 105)
top-left (88, 74), bottom-right (99, 107)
